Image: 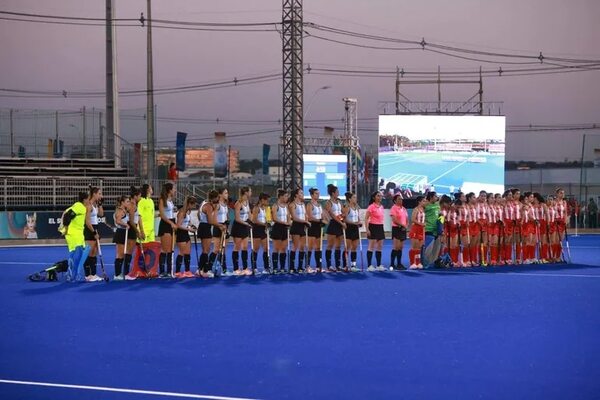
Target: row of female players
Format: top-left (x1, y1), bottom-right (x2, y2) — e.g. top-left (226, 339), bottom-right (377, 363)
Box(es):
top-left (423, 187), bottom-right (570, 268)
top-left (110, 183), bottom-right (571, 280)
top-left (153, 182), bottom-right (398, 278)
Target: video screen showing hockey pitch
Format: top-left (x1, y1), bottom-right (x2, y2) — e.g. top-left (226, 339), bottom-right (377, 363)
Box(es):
top-left (303, 154), bottom-right (347, 199)
top-left (379, 115), bottom-right (505, 195)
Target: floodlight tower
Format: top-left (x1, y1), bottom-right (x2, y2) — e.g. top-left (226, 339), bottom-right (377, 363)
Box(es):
top-left (343, 97), bottom-right (359, 195)
top-left (281, 0), bottom-right (304, 191)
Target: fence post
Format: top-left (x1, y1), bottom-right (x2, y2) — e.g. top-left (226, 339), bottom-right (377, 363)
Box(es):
top-left (52, 178), bottom-right (57, 209)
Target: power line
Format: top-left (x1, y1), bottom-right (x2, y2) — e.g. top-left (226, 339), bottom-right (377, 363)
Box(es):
top-left (3, 9), bottom-right (598, 64)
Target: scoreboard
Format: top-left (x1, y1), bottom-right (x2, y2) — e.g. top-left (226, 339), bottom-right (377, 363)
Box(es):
top-left (303, 154), bottom-right (347, 199)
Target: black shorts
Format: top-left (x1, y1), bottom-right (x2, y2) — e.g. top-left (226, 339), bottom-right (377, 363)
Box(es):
top-left (84, 224), bottom-right (98, 241)
top-left (158, 219), bottom-right (176, 237)
top-left (326, 220), bottom-right (343, 237)
top-left (392, 226), bottom-right (407, 241)
top-left (308, 221), bottom-right (323, 238)
top-left (176, 229), bottom-right (190, 243)
top-left (345, 224), bottom-right (360, 240)
top-left (290, 221), bottom-right (308, 236)
top-left (271, 223), bottom-right (289, 241)
top-left (213, 222), bottom-right (229, 238)
top-left (368, 224), bottom-right (385, 241)
top-left (113, 228), bottom-right (130, 244)
top-left (198, 223), bottom-right (213, 239)
top-left (231, 221), bottom-right (250, 239)
top-left (252, 225), bottom-right (267, 240)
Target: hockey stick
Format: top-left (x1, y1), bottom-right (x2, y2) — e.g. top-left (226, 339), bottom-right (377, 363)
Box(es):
top-left (96, 238), bottom-right (109, 282)
top-left (304, 224), bottom-right (309, 273)
top-left (170, 227), bottom-right (176, 278)
top-left (563, 224), bottom-right (572, 264)
top-left (213, 229), bottom-right (227, 276)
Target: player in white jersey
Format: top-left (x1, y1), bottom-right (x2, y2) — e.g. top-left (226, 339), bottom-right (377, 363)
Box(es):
top-left (288, 188), bottom-right (310, 273)
top-left (175, 196), bottom-right (197, 278)
top-left (324, 184), bottom-right (345, 272)
top-left (271, 189), bottom-right (291, 273)
top-left (250, 192), bottom-right (272, 274)
top-left (231, 187), bottom-right (253, 276)
top-left (158, 182), bottom-right (177, 278)
top-left (211, 188), bottom-right (230, 275)
top-left (306, 188), bottom-right (325, 273)
top-left (343, 191), bottom-right (362, 272)
top-left (83, 186), bottom-right (104, 282)
top-left (196, 190), bottom-right (222, 278)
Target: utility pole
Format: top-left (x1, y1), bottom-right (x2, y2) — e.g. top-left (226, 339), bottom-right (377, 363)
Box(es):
top-left (9, 109), bottom-right (14, 157)
top-left (479, 66), bottom-right (483, 115)
top-left (55, 111), bottom-right (59, 158)
top-left (395, 67), bottom-right (400, 115)
top-left (146, 0), bottom-right (156, 181)
top-left (82, 106), bottom-right (86, 158)
top-left (106, 0), bottom-right (120, 167)
top-left (99, 111), bottom-right (104, 158)
top-left (437, 65), bottom-right (441, 113)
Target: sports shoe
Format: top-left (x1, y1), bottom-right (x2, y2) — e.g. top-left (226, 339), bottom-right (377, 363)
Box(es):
top-left (328, 266), bottom-right (337, 273)
top-left (307, 267), bottom-right (316, 274)
top-left (367, 265), bottom-right (376, 272)
top-left (91, 274), bottom-right (104, 282)
top-left (416, 264), bottom-right (424, 269)
top-left (85, 275), bottom-right (96, 282)
top-left (409, 264), bottom-right (418, 270)
top-left (350, 266), bottom-right (360, 272)
top-left (200, 270), bottom-right (214, 278)
top-left (175, 272), bottom-right (185, 279)
top-left (233, 269), bottom-right (244, 276)
top-left (159, 272), bottom-right (170, 279)
top-left (262, 268), bottom-right (271, 275)
top-left (113, 274), bottom-right (124, 281)
top-left (223, 271), bottom-right (235, 277)
top-left (243, 269), bottom-right (253, 276)
top-left (125, 274), bottom-right (137, 281)
top-left (377, 265), bottom-right (386, 272)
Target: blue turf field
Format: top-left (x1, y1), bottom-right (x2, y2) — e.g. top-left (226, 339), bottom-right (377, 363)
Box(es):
top-left (1, 236), bottom-right (599, 400)
top-left (379, 151), bottom-right (504, 191)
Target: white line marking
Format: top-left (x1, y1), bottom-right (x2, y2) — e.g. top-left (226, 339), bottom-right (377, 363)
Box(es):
top-left (0, 379), bottom-right (259, 400)
top-left (428, 159), bottom-right (468, 184)
top-left (422, 270), bottom-right (600, 279)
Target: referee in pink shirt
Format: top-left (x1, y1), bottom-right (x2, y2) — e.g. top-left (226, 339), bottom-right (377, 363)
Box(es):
top-left (390, 194), bottom-right (408, 270)
top-left (364, 191), bottom-right (386, 271)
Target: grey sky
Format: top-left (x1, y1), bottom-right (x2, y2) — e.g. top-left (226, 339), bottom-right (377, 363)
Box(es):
top-left (1, 0), bottom-right (600, 161)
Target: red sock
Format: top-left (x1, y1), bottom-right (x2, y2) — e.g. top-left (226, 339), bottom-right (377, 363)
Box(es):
top-left (541, 244), bottom-right (548, 260)
top-left (470, 247), bottom-right (479, 265)
top-left (482, 245), bottom-right (488, 264)
top-left (490, 246), bottom-right (498, 264)
top-left (462, 247), bottom-right (470, 263)
top-left (504, 244), bottom-right (511, 261)
top-left (409, 249), bottom-right (418, 265)
top-left (515, 243), bottom-right (522, 262)
top-left (450, 248), bottom-right (459, 263)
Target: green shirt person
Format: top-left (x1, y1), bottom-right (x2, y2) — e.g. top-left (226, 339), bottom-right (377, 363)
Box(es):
top-left (63, 191), bottom-right (91, 281)
top-left (424, 191), bottom-right (440, 234)
top-left (138, 184), bottom-right (156, 243)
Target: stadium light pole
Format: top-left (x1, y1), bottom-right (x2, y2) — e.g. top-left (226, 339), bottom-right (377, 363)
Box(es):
top-left (304, 85), bottom-right (331, 120)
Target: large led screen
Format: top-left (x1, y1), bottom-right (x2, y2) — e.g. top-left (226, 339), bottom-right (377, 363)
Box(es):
top-left (379, 115), bottom-right (505, 195)
top-left (303, 154), bottom-right (347, 199)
